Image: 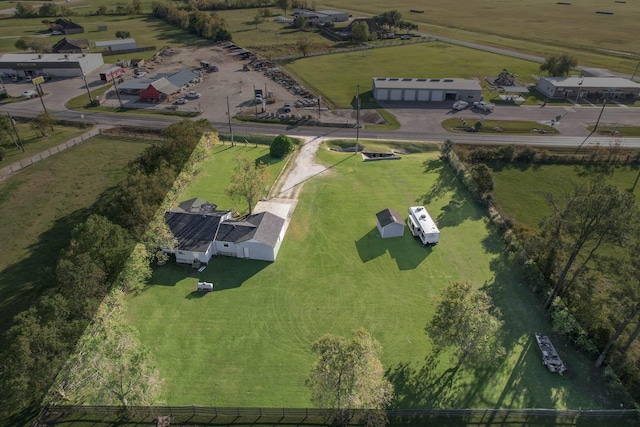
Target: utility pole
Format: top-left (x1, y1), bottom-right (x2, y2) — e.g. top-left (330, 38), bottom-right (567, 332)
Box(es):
top-left (227, 95), bottom-right (234, 146)
top-left (80, 72), bottom-right (94, 105)
top-left (632, 61), bottom-right (640, 82)
top-left (6, 112), bottom-right (24, 152)
top-left (355, 84), bottom-right (361, 152)
top-left (111, 75), bottom-right (124, 108)
top-left (34, 82), bottom-right (54, 131)
top-left (254, 83), bottom-right (258, 117)
top-left (575, 91), bottom-right (609, 154)
top-left (317, 96), bottom-right (321, 121)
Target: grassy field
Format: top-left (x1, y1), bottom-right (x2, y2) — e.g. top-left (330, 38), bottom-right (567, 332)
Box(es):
top-left (286, 42), bottom-right (542, 108)
top-left (0, 135), bottom-right (150, 336)
top-left (0, 122), bottom-right (89, 165)
top-left (315, 0), bottom-right (640, 72)
top-left (490, 163), bottom-right (640, 230)
top-left (125, 142), bottom-right (620, 410)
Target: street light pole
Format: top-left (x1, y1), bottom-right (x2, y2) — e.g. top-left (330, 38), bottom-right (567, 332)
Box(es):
top-left (632, 61), bottom-right (640, 81)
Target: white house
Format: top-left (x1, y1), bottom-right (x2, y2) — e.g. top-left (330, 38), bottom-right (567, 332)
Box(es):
top-left (164, 198), bottom-right (286, 264)
top-left (376, 208), bottom-right (405, 238)
top-left (407, 206), bottom-right (440, 246)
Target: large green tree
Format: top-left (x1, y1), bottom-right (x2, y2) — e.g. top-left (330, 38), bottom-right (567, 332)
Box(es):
top-left (225, 156), bottom-right (271, 214)
top-left (276, 0), bottom-right (292, 16)
top-left (426, 281), bottom-right (505, 368)
top-left (351, 21), bottom-right (370, 44)
top-left (307, 328), bottom-right (394, 426)
top-left (542, 179), bottom-right (638, 310)
top-left (540, 54), bottom-right (577, 77)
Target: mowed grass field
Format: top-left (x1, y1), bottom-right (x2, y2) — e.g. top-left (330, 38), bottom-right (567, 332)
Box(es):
top-left (0, 135), bottom-right (150, 334)
top-left (316, 0), bottom-right (640, 71)
top-left (490, 163), bottom-right (640, 229)
top-left (125, 142), bottom-right (618, 409)
top-left (0, 123), bottom-right (88, 164)
top-left (286, 42), bottom-right (541, 108)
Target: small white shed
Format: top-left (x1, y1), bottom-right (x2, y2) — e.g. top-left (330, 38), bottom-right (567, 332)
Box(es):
top-left (376, 208), bottom-right (405, 238)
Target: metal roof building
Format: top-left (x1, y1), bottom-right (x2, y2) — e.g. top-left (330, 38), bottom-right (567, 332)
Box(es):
top-left (0, 53), bottom-right (104, 77)
top-left (537, 76), bottom-right (640, 100)
top-left (372, 77), bottom-right (482, 103)
top-left (94, 38), bottom-right (138, 52)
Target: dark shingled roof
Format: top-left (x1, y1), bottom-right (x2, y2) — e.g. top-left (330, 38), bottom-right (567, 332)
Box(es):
top-left (164, 210), bottom-right (229, 252)
top-left (216, 212), bottom-right (285, 247)
top-left (376, 208), bottom-right (404, 227)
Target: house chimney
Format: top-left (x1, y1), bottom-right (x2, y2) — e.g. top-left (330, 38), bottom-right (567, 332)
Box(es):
top-left (38, 54), bottom-right (42, 59)
top-left (64, 54), bottom-right (69, 59)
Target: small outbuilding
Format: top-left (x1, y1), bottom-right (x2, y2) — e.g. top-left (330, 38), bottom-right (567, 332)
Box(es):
top-left (95, 38), bottom-right (138, 52)
top-left (376, 208), bottom-right (405, 238)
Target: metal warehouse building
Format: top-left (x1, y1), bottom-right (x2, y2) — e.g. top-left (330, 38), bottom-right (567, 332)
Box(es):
top-left (537, 76), bottom-right (640, 100)
top-left (372, 77), bottom-right (482, 103)
top-left (0, 53), bottom-right (104, 78)
top-left (95, 38), bottom-right (138, 52)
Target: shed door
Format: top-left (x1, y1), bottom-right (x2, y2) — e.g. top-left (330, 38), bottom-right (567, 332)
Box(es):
top-left (243, 247), bottom-right (250, 259)
top-left (376, 89), bottom-right (388, 101)
top-left (389, 89), bottom-right (403, 101)
top-left (431, 90), bottom-right (444, 101)
top-left (403, 89), bottom-right (416, 101)
top-left (417, 90), bottom-right (430, 101)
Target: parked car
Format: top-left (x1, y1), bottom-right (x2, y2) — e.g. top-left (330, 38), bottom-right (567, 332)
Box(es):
top-left (452, 100), bottom-right (469, 110)
top-left (186, 91), bottom-right (201, 99)
top-left (51, 30), bottom-right (63, 36)
top-left (473, 101), bottom-right (495, 112)
top-left (21, 90), bottom-right (38, 98)
top-left (174, 98), bottom-right (188, 105)
top-left (134, 72), bottom-right (146, 78)
top-left (400, 34), bottom-right (412, 40)
top-left (283, 102), bottom-right (291, 113)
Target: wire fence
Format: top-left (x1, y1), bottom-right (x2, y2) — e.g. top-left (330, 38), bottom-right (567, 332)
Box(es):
top-left (36, 405), bottom-right (640, 426)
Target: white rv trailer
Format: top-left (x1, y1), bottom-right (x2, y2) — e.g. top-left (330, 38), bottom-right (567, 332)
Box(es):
top-left (407, 206), bottom-right (440, 246)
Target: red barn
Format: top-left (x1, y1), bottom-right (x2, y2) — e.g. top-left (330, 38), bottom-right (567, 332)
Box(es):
top-left (139, 78), bottom-right (179, 102)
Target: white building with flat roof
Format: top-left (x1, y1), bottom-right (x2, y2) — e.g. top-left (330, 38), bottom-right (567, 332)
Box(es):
top-left (537, 76), bottom-right (640, 100)
top-left (372, 77), bottom-right (482, 103)
top-left (0, 53), bottom-right (104, 77)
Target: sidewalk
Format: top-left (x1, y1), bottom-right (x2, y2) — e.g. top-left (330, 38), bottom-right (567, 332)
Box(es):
top-left (0, 124), bottom-right (113, 181)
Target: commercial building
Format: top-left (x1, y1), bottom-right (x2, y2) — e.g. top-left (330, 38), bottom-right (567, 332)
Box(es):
top-left (293, 9), bottom-right (349, 24)
top-left (0, 53), bottom-right (104, 78)
top-left (536, 76), bottom-right (640, 100)
top-left (372, 77), bottom-right (482, 103)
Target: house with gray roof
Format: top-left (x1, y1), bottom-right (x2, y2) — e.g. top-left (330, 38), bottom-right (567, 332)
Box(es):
top-left (164, 199), bottom-right (287, 264)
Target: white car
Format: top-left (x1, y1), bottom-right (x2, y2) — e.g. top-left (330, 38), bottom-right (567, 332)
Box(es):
top-left (473, 101), bottom-right (495, 112)
top-left (134, 72), bottom-right (146, 78)
top-left (174, 98), bottom-right (188, 105)
top-left (186, 91), bottom-right (201, 99)
top-left (452, 100), bottom-right (469, 110)
top-left (21, 90), bottom-right (38, 98)
top-left (51, 30), bottom-right (63, 35)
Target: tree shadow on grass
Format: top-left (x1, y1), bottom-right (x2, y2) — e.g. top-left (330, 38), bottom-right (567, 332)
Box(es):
top-left (355, 228), bottom-right (431, 270)
top-left (417, 159), bottom-right (483, 229)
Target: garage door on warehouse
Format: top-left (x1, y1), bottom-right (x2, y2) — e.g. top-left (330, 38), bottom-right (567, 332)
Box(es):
top-left (389, 89), bottom-right (403, 101)
top-left (404, 89), bottom-right (416, 101)
top-left (417, 90), bottom-right (430, 101)
top-left (376, 89), bottom-right (388, 101)
top-left (430, 90), bottom-right (444, 101)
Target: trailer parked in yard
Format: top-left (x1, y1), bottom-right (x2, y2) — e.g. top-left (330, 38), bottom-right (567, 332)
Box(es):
top-left (535, 333), bottom-right (567, 375)
top-left (407, 206), bottom-right (440, 246)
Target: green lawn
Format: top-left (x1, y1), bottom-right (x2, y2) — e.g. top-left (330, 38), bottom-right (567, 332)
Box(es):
top-left (0, 135), bottom-right (151, 336)
top-left (285, 42), bottom-right (542, 108)
top-left (490, 163), bottom-right (640, 230)
top-left (0, 122), bottom-right (89, 165)
top-left (125, 143), bottom-right (619, 410)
